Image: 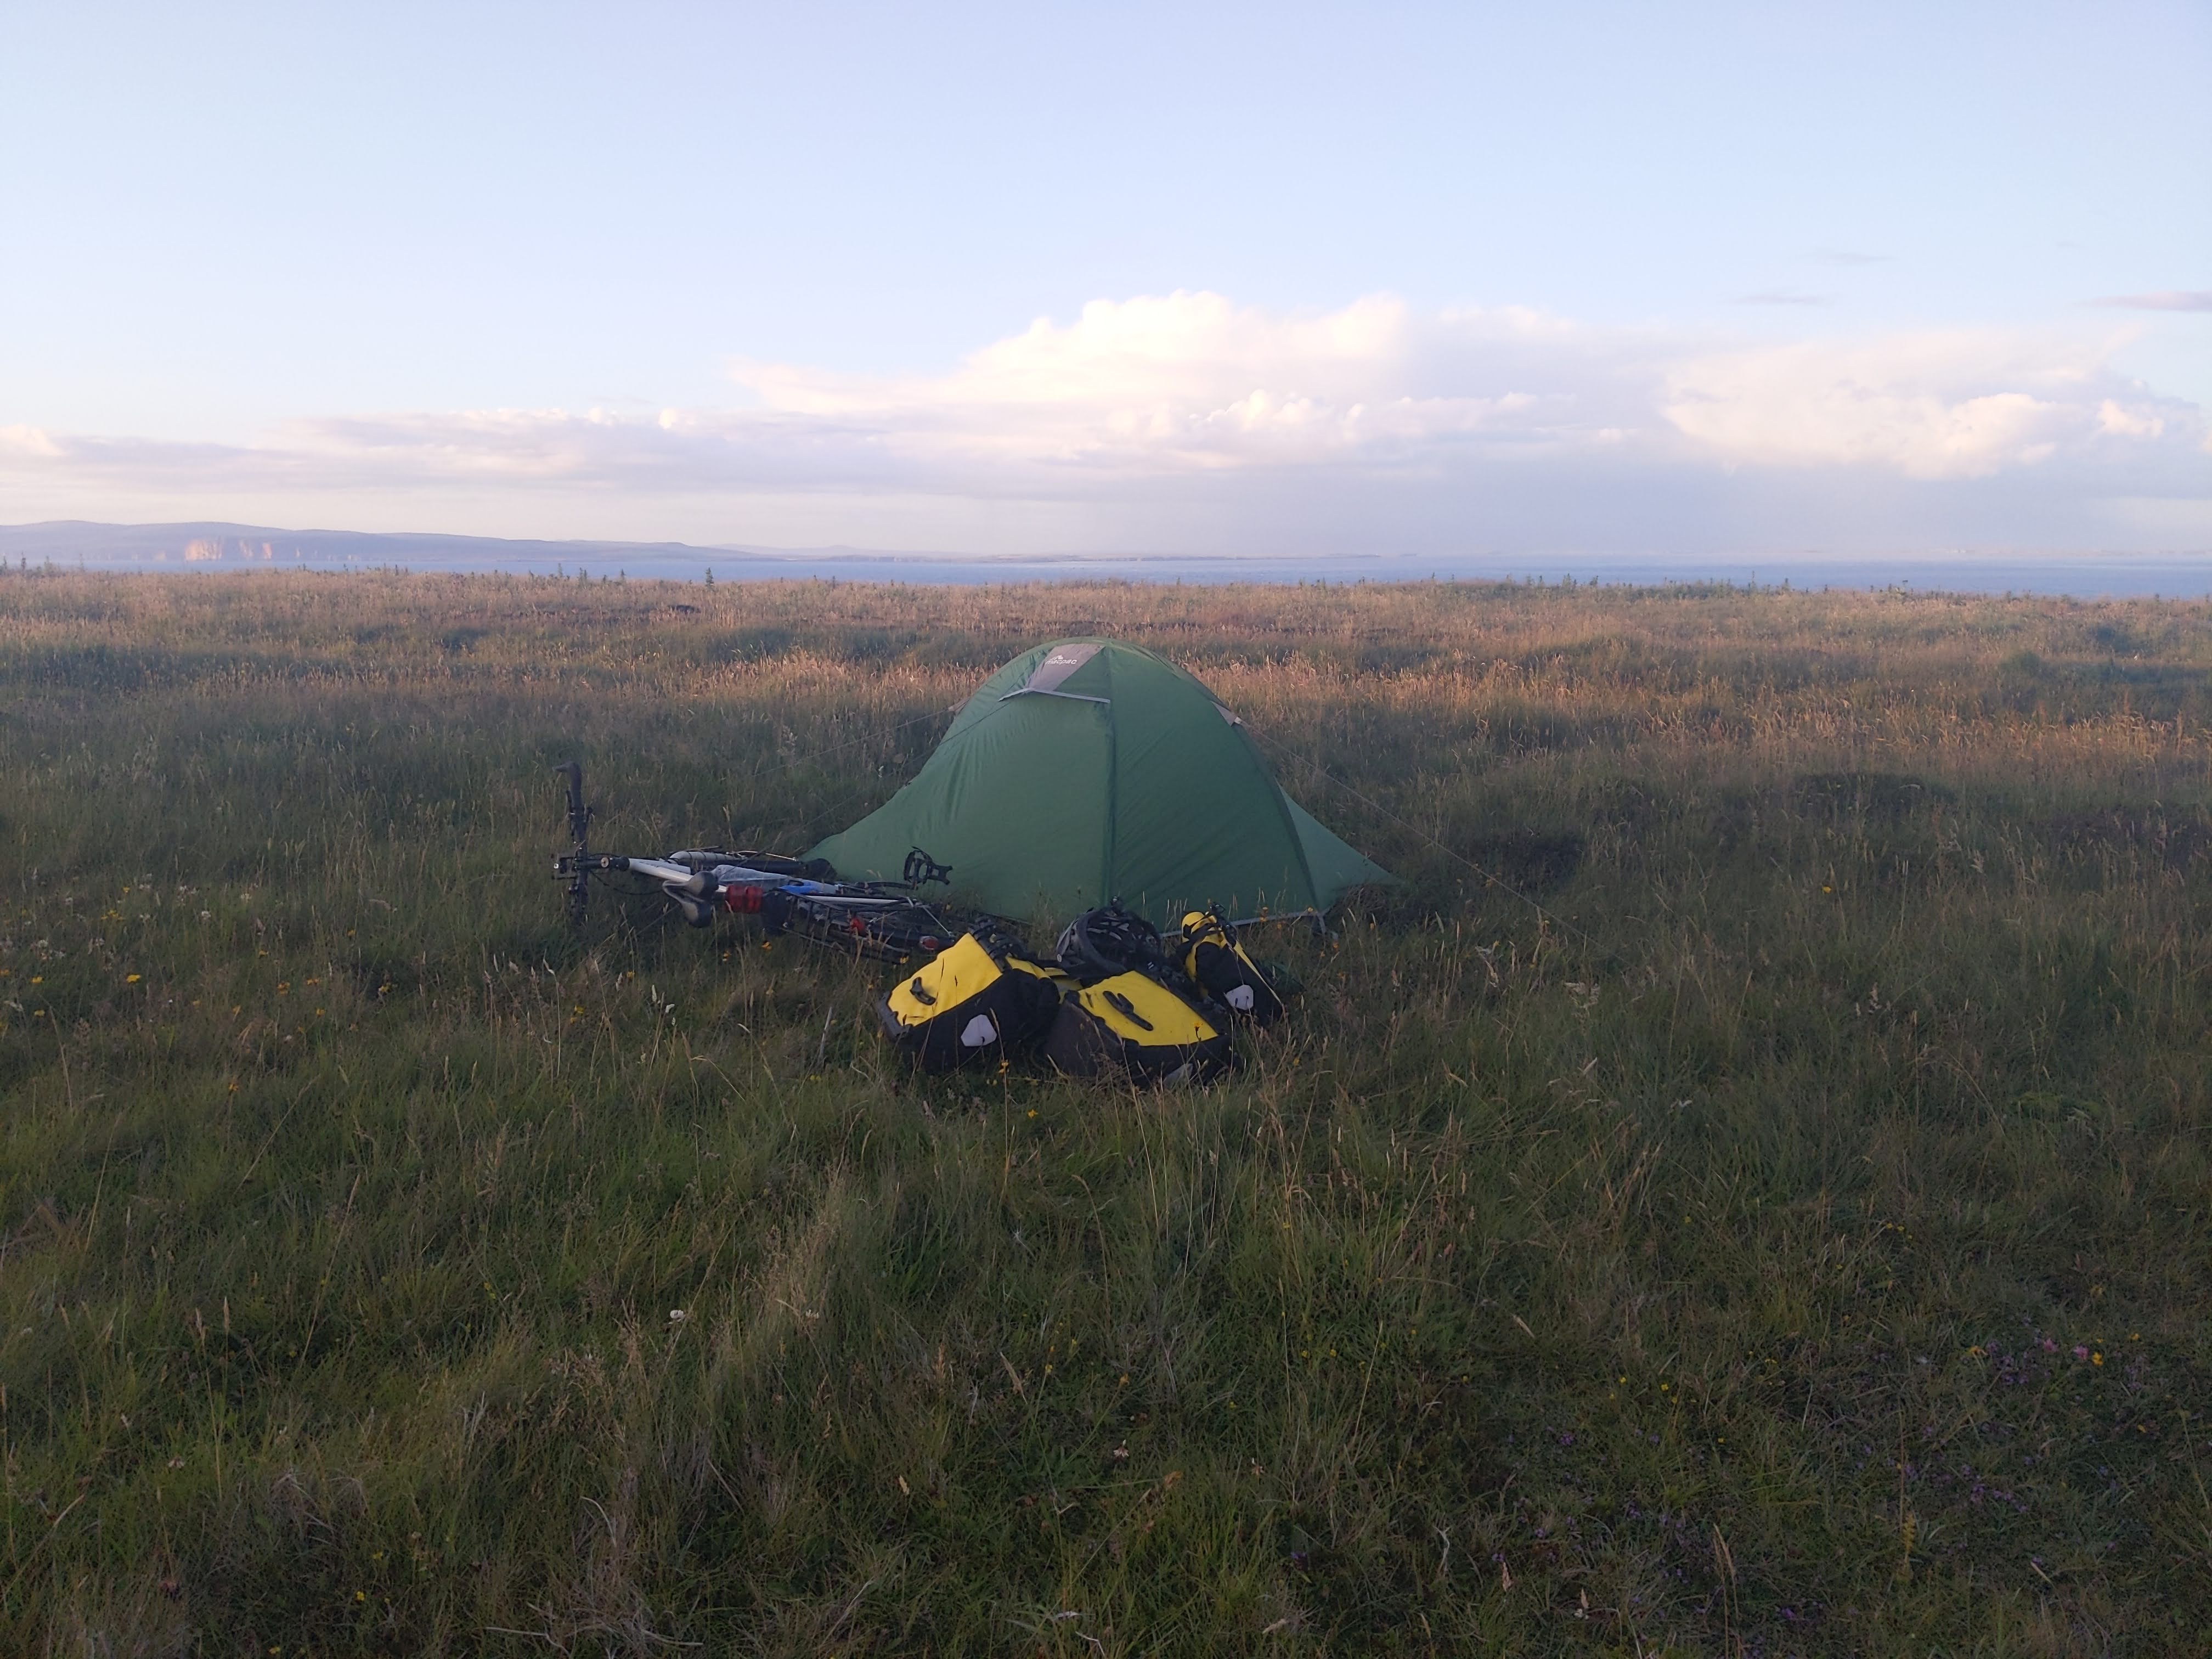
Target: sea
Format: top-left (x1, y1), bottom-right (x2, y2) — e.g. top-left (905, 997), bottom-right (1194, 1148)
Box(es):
top-left (2, 523), bottom-right (2207, 599)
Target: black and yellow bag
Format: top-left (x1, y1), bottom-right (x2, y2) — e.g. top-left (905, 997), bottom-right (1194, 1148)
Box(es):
top-left (877, 932), bottom-right (1065, 1071)
top-left (1041, 969), bottom-right (1238, 1086)
top-left (1178, 907), bottom-right (1287, 1026)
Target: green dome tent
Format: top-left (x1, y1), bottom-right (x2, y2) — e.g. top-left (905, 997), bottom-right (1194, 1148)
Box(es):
top-left (809, 639), bottom-right (1392, 928)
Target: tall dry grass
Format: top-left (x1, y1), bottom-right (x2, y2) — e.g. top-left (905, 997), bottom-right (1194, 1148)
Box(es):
top-left (1, 568), bottom-right (2208, 1655)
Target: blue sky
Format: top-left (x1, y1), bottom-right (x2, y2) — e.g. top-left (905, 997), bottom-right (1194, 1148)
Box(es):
top-left (2, 1), bottom-right (2207, 557)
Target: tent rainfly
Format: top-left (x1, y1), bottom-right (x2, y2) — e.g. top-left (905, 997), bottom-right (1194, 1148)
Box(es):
top-left (809, 639), bottom-right (1392, 928)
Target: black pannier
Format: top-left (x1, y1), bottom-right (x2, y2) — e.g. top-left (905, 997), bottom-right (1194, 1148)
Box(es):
top-left (1177, 906), bottom-right (1288, 1026)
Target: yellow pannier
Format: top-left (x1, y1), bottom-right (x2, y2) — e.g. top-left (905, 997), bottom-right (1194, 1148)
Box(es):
top-left (877, 932), bottom-right (1065, 1071)
top-left (1041, 969), bottom-right (1237, 1086)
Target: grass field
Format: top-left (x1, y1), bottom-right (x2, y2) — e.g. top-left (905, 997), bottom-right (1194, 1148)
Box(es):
top-left (2, 568), bottom-right (2209, 1656)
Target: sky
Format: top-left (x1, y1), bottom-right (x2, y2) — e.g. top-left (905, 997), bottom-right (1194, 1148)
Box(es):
top-left (1, 1), bottom-right (2207, 561)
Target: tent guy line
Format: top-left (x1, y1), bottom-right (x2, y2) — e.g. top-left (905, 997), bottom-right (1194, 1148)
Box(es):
top-left (1241, 724), bottom-right (1602, 953)
top-left (702, 702), bottom-right (966, 844)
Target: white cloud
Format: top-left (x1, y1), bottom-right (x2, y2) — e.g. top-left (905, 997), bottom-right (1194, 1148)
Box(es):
top-left (2097, 399), bottom-right (2164, 439)
top-left (1, 292), bottom-right (2204, 551)
top-left (1658, 333), bottom-right (2146, 479)
top-left (0, 425), bottom-right (66, 460)
top-left (746, 292), bottom-right (1410, 417)
top-left (727, 292), bottom-right (1610, 473)
top-left (2088, 290), bottom-right (2212, 312)
top-left (729, 297), bottom-right (2198, 488)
